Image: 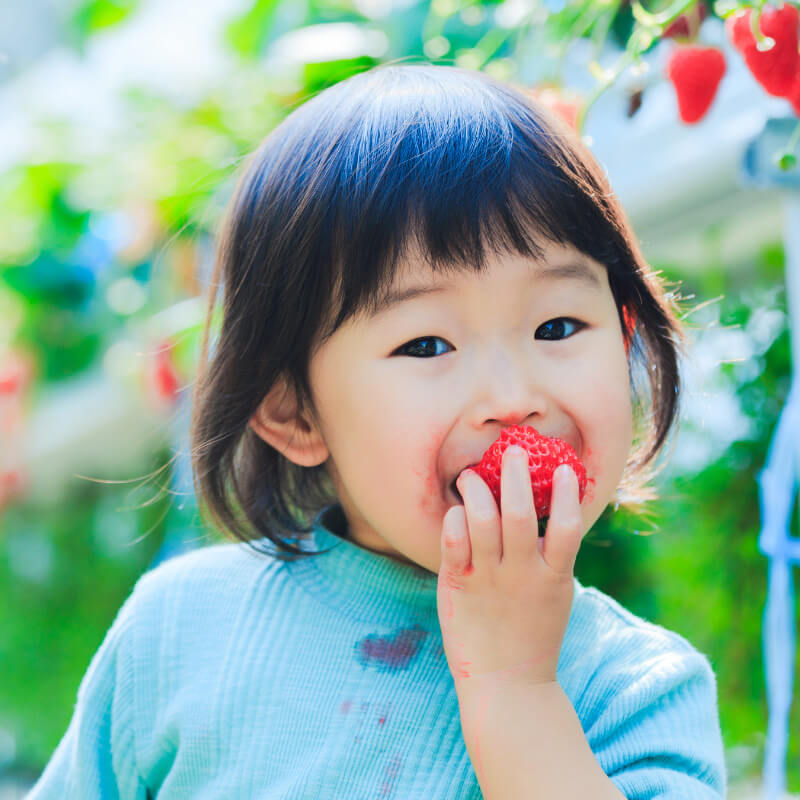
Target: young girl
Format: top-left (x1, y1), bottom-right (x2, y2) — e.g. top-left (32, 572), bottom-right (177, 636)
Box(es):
top-left (29, 64), bottom-right (726, 799)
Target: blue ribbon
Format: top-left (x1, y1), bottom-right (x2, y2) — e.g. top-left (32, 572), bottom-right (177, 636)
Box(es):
top-left (757, 376), bottom-right (800, 799)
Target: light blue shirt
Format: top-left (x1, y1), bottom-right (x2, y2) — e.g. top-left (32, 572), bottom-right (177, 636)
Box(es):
top-left (28, 504), bottom-right (726, 798)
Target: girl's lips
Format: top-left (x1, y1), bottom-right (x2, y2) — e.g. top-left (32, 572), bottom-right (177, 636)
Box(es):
top-left (447, 461), bottom-right (480, 504)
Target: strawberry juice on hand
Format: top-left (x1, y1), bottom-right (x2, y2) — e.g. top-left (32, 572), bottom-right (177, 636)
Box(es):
top-left (436, 425), bottom-right (592, 690)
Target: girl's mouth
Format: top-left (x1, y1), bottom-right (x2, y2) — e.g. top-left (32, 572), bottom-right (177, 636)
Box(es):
top-left (449, 478), bottom-right (463, 504)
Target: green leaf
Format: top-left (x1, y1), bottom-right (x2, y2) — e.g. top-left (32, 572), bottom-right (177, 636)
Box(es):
top-left (226, 0), bottom-right (283, 59)
top-left (71, 0), bottom-right (138, 39)
top-left (301, 56), bottom-right (376, 96)
top-left (775, 151), bottom-right (797, 171)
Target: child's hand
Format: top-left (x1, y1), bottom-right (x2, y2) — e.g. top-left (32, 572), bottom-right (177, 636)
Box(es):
top-left (437, 445), bottom-right (583, 691)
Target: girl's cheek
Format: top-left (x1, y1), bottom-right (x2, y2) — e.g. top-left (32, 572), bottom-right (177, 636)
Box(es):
top-left (401, 424), bottom-right (449, 518)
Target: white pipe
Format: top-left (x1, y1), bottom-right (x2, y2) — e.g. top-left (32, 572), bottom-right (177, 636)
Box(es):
top-left (783, 195), bottom-right (800, 375)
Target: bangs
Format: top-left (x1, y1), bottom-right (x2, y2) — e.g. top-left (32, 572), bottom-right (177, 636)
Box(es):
top-left (253, 64), bottom-right (627, 345)
top-left (193, 62), bottom-right (686, 552)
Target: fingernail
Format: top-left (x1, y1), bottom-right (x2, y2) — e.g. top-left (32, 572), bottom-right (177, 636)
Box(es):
top-left (455, 469), bottom-right (473, 494)
top-left (553, 465), bottom-right (580, 527)
top-left (555, 464), bottom-right (574, 488)
top-left (505, 445), bottom-right (526, 461)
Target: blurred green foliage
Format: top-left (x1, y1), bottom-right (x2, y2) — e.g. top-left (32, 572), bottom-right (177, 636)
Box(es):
top-left (577, 244), bottom-right (798, 787)
top-left (73, 0), bottom-right (140, 35)
top-left (1, 452), bottom-right (174, 772)
top-left (1, 0), bottom-right (798, 792)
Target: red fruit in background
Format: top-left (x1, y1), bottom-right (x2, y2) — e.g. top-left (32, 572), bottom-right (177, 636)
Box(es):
top-left (0, 468), bottom-right (26, 495)
top-left (0, 371), bottom-right (22, 394)
top-left (662, 2), bottom-right (709, 39)
top-left (150, 341), bottom-right (180, 404)
top-left (528, 86), bottom-right (584, 131)
top-left (472, 425), bottom-right (588, 524)
top-left (622, 305), bottom-right (636, 351)
top-left (0, 351), bottom-right (33, 395)
top-left (726, 4), bottom-right (800, 97)
top-left (786, 66), bottom-right (800, 114)
top-left (666, 45), bottom-right (726, 123)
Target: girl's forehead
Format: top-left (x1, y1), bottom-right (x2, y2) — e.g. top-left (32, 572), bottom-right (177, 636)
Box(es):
top-left (388, 243), bottom-right (605, 292)
top-left (364, 249), bottom-right (608, 326)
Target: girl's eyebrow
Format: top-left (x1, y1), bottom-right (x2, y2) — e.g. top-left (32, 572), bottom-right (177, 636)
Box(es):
top-left (369, 260), bottom-right (603, 319)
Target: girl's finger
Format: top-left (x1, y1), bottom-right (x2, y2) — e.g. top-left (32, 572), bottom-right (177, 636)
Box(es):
top-left (499, 445), bottom-right (539, 562)
top-left (540, 465), bottom-right (583, 575)
top-left (456, 469), bottom-right (502, 566)
top-left (441, 504), bottom-right (472, 577)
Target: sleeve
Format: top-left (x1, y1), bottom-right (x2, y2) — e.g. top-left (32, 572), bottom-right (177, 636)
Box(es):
top-left (26, 589), bottom-right (149, 800)
top-left (586, 649), bottom-right (727, 800)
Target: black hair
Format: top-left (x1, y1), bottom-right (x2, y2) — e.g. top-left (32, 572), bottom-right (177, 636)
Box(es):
top-left (190, 63), bottom-right (687, 559)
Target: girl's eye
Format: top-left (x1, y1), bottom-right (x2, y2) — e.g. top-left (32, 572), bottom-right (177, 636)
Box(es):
top-left (395, 319), bottom-right (584, 357)
top-left (395, 336), bottom-right (453, 358)
top-left (535, 318), bottom-right (585, 341)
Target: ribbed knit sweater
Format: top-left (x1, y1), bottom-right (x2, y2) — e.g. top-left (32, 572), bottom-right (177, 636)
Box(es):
top-left (28, 504), bottom-right (727, 799)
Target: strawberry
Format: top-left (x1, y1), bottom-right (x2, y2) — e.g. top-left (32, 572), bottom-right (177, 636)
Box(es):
top-left (786, 65), bottom-right (800, 114)
top-left (662, 2), bottom-right (709, 40)
top-left (150, 341), bottom-right (180, 404)
top-left (666, 45), bottom-right (726, 124)
top-left (528, 85), bottom-right (584, 131)
top-left (726, 4), bottom-right (800, 97)
top-left (0, 352), bottom-right (32, 395)
top-left (622, 305), bottom-right (636, 352)
top-left (473, 425), bottom-right (588, 534)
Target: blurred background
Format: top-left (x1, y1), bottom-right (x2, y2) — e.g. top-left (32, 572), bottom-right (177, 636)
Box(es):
top-left (1, 0), bottom-right (799, 796)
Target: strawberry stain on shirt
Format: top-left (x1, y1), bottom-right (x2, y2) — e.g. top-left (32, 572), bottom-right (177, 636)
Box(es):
top-left (380, 752), bottom-right (404, 797)
top-left (355, 625), bottom-right (427, 671)
top-left (354, 701), bottom-right (371, 743)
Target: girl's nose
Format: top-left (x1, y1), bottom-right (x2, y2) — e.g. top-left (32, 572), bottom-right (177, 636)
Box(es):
top-left (467, 346), bottom-right (548, 428)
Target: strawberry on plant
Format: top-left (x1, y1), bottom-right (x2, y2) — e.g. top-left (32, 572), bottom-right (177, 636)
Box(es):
top-left (666, 45), bottom-right (726, 124)
top-left (0, 351), bottom-right (33, 396)
top-left (472, 425), bottom-right (589, 535)
top-left (150, 340), bottom-right (181, 405)
top-left (662, 1), bottom-right (709, 40)
top-left (726, 3), bottom-right (800, 97)
top-left (786, 65), bottom-right (800, 114)
top-left (528, 85), bottom-right (584, 131)
top-left (622, 305), bottom-right (636, 351)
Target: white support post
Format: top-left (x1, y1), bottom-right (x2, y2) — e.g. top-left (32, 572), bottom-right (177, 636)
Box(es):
top-left (785, 195), bottom-right (800, 378)
top-left (758, 194), bottom-right (800, 800)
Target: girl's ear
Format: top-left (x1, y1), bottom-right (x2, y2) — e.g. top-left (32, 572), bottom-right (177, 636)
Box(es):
top-left (249, 379), bottom-right (329, 467)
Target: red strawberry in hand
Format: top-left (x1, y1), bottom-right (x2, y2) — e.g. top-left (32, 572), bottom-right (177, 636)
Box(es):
top-left (666, 45), bottom-right (726, 124)
top-left (473, 425), bottom-right (589, 535)
top-left (726, 4), bottom-right (800, 97)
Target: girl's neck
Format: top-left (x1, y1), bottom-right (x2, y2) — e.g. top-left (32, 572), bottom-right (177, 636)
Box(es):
top-left (319, 502), bottom-right (422, 569)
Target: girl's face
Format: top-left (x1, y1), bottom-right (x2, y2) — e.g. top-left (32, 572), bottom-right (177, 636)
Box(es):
top-left (307, 243), bottom-right (633, 574)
